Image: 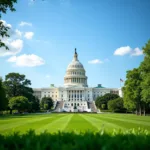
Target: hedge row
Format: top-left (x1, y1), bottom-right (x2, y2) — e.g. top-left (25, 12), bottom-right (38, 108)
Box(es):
top-left (0, 129), bottom-right (150, 150)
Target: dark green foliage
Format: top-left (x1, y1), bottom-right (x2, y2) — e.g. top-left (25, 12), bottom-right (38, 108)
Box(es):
top-left (3, 72), bottom-right (40, 112)
top-left (123, 40), bottom-right (150, 115)
top-left (9, 96), bottom-right (30, 112)
top-left (108, 97), bottom-right (125, 112)
top-left (0, 0), bottom-right (17, 50)
top-left (0, 129), bottom-right (149, 150)
top-left (3, 72), bottom-right (32, 98)
top-left (41, 97), bottom-right (53, 110)
top-left (140, 40), bottom-right (150, 104)
top-left (0, 79), bottom-right (7, 111)
top-left (30, 97), bottom-right (40, 112)
top-left (123, 68), bottom-right (142, 114)
top-left (101, 104), bottom-right (106, 110)
top-left (95, 93), bottom-right (119, 109)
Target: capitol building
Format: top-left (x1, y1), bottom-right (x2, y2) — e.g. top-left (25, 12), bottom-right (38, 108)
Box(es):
top-left (33, 49), bottom-right (122, 112)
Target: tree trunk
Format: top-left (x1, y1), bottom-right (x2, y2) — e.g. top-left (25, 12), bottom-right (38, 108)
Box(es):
top-left (135, 109), bottom-right (138, 115)
top-left (143, 104), bottom-right (146, 116)
top-left (139, 103), bottom-right (142, 116)
top-left (9, 109), bottom-right (12, 114)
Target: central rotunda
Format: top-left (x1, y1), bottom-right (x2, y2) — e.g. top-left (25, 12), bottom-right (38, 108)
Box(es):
top-left (64, 48), bottom-right (88, 87)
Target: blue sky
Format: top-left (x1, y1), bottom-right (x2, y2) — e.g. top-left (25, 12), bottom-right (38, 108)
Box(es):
top-left (0, 0), bottom-right (150, 88)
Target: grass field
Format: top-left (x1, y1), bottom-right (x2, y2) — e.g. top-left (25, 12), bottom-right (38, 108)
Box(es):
top-left (0, 113), bottom-right (150, 134)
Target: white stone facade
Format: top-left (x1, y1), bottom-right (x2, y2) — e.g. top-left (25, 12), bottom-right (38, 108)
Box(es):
top-left (33, 49), bottom-right (122, 112)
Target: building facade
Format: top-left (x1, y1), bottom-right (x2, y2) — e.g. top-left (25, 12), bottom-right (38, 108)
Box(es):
top-left (33, 49), bottom-right (122, 112)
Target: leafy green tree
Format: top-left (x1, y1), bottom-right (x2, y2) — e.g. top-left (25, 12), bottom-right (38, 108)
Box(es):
top-left (0, 0), bottom-right (17, 49)
top-left (95, 93), bottom-right (119, 109)
top-left (31, 97), bottom-right (40, 112)
top-left (41, 97), bottom-right (53, 110)
top-left (101, 104), bottom-right (106, 110)
top-left (8, 96), bottom-right (30, 113)
top-left (108, 97), bottom-right (124, 112)
top-left (3, 72), bottom-right (39, 113)
top-left (123, 68), bottom-right (142, 115)
top-left (3, 72), bottom-right (32, 98)
top-left (44, 104), bottom-right (48, 110)
top-left (140, 40), bottom-right (150, 115)
top-left (0, 78), bottom-right (7, 112)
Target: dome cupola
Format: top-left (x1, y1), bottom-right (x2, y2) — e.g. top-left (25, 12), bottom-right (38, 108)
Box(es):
top-left (64, 48), bottom-right (88, 87)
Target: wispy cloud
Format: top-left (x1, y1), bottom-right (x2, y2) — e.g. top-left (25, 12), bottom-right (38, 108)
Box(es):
top-left (88, 59), bottom-right (103, 64)
top-left (7, 54), bottom-right (45, 67)
top-left (114, 46), bottom-right (143, 56)
top-left (131, 47), bottom-right (143, 56)
top-left (0, 39), bottom-right (23, 56)
top-left (0, 20), bottom-right (24, 57)
top-left (19, 21), bottom-right (32, 27)
top-left (24, 32), bottom-right (34, 39)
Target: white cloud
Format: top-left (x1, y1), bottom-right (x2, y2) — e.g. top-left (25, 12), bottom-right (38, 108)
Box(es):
top-left (19, 21), bottom-right (32, 27)
top-left (0, 20), bottom-right (12, 28)
top-left (7, 54), bottom-right (45, 67)
top-left (114, 46), bottom-right (143, 56)
top-left (15, 29), bottom-right (22, 37)
top-left (114, 46), bottom-right (132, 56)
top-left (0, 20), bottom-right (22, 39)
top-left (0, 39), bottom-right (23, 56)
top-left (131, 47), bottom-right (143, 56)
top-left (24, 32), bottom-right (34, 39)
top-left (88, 59), bottom-right (103, 64)
top-left (0, 20), bottom-right (24, 57)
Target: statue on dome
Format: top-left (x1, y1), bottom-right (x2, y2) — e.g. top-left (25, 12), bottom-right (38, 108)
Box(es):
top-left (75, 48), bottom-right (77, 54)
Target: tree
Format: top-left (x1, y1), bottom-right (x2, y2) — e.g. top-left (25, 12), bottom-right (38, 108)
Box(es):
top-left (3, 72), bottom-right (33, 98)
top-left (101, 104), bottom-right (106, 110)
top-left (123, 68), bottom-right (143, 115)
top-left (44, 104), bottom-right (48, 110)
top-left (8, 96), bottom-right (30, 113)
top-left (139, 40), bottom-right (150, 115)
top-left (0, 0), bottom-right (17, 49)
top-left (41, 97), bottom-right (53, 110)
top-left (31, 97), bottom-right (40, 112)
top-left (3, 72), bottom-right (38, 113)
top-left (108, 97), bottom-right (124, 112)
top-left (95, 93), bottom-right (119, 109)
top-left (0, 78), bottom-right (7, 112)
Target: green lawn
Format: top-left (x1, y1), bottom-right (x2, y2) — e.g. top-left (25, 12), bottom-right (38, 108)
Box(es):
top-left (0, 113), bottom-right (150, 134)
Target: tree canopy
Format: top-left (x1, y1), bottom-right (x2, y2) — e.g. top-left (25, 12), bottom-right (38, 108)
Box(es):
top-left (0, 78), bottom-right (7, 111)
top-left (8, 96), bottom-right (30, 113)
top-left (123, 68), bottom-right (142, 114)
top-left (41, 97), bottom-right (53, 110)
top-left (123, 40), bottom-right (150, 115)
top-left (0, 0), bottom-right (17, 50)
top-left (95, 93), bottom-right (119, 109)
top-left (140, 40), bottom-right (150, 104)
top-left (3, 72), bottom-right (33, 99)
top-left (108, 97), bottom-right (124, 112)
top-left (3, 72), bottom-right (40, 113)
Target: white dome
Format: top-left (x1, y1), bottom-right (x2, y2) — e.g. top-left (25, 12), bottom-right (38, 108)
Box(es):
top-left (64, 48), bottom-right (88, 87)
top-left (67, 60), bottom-right (84, 70)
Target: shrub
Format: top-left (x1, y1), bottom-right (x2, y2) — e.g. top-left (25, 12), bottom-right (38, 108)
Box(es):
top-left (0, 129), bottom-right (149, 150)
